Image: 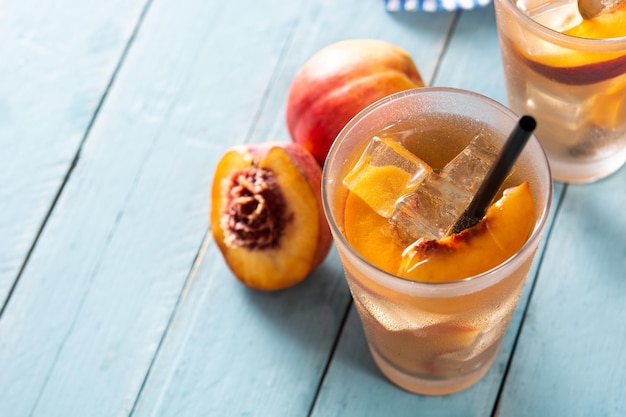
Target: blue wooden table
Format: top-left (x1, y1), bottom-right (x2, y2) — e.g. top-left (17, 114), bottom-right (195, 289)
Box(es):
top-left (1, 0), bottom-right (625, 415)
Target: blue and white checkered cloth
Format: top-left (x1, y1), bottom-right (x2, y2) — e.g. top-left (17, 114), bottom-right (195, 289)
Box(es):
top-left (385, 0), bottom-right (491, 12)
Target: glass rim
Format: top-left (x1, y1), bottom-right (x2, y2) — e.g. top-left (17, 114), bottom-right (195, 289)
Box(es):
top-left (495, 0), bottom-right (626, 47)
top-left (321, 87), bottom-right (553, 295)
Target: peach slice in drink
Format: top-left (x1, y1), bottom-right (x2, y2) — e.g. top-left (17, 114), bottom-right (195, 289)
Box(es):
top-left (344, 177), bottom-right (535, 284)
top-left (512, 1), bottom-right (626, 85)
top-left (590, 76), bottom-right (626, 127)
top-left (362, 309), bottom-right (480, 375)
top-left (351, 278), bottom-right (481, 374)
top-left (343, 137), bottom-right (432, 218)
top-left (565, 1), bottom-right (626, 38)
top-left (399, 182), bottom-right (535, 282)
top-left (344, 190), bottom-right (406, 274)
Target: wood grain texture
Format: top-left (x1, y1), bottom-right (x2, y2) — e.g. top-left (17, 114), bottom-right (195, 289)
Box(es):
top-left (0, 0), bottom-right (302, 415)
top-left (498, 168), bottom-right (626, 417)
top-left (132, 247), bottom-right (350, 416)
top-left (434, 5), bottom-right (507, 104)
top-left (0, 0), bottom-right (148, 306)
top-left (132, 1), bottom-right (455, 416)
top-left (2, 0), bottom-right (623, 415)
top-left (249, 0), bottom-right (456, 145)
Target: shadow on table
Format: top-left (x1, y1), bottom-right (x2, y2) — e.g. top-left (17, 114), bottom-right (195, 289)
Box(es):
top-left (240, 247), bottom-right (360, 357)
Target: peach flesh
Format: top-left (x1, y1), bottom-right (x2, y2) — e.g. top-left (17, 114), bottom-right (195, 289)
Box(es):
top-left (211, 142), bottom-right (332, 291)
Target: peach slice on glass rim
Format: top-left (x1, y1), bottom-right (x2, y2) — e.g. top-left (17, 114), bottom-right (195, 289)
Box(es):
top-left (210, 142), bottom-right (332, 291)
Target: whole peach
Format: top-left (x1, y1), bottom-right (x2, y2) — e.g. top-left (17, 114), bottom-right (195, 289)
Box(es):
top-left (286, 39), bottom-right (424, 166)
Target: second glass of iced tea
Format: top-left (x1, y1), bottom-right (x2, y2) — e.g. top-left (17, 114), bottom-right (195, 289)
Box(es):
top-left (322, 88), bottom-right (552, 395)
top-left (494, 0), bottom-right (626, 183)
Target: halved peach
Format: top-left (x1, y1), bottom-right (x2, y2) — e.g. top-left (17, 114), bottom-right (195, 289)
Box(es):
top-left (399, 182), bottom-right (535, 282)
top-left (210, 142), bottom-right (332, 291)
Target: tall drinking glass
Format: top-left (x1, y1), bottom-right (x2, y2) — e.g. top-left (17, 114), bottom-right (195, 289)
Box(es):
top-left (494, 0), bottom-right (626, 183)
top-left (322, 88), bottom-right (552, 395)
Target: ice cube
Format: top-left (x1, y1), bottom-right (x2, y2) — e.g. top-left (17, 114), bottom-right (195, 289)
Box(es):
top-left (526, 85), bottom-right (592, 143)
top-left (390, 135), bottom-right (497, 243)
top-left (516, 0), bottom-right (582, 32)
top-left (392, 173), bottom-right (470, 243)
top-left (441, 134), bottom-right (498, 193)
top-left (343, 136), bottom-right (432, 218)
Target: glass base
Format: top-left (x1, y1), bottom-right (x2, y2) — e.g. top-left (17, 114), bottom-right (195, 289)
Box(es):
top-left (370, 347), bottom-right (496, 396)
top-left (548, 152), bottom-right (626, 184)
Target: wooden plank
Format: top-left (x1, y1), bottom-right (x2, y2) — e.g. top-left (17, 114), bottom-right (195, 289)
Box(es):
top-left (310, 5), bottom-right (566, 415)
top-left (0, 0), bottom-right (305, 415)
top-left (132, 247), bottom-right (351, 416)
top-left (131, 1), bottom-right (455, 416)
top-left (251, 0), bottom-right (456, 142)
top-left (497, 168), bottom-right (626, 417)
top-left (434, 6), bottom-right (508, 104)
top-left (0, 0), bottom-right (148, 305)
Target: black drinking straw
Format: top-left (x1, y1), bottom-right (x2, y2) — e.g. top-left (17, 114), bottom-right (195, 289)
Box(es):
top-left (448, 115), bottom-right (537, 235)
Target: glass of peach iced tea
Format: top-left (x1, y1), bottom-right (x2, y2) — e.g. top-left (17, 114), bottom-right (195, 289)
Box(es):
top-left (494, 0), bottom-right (626, 183)
top-left (322, 88), bottom-right (552, 395)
